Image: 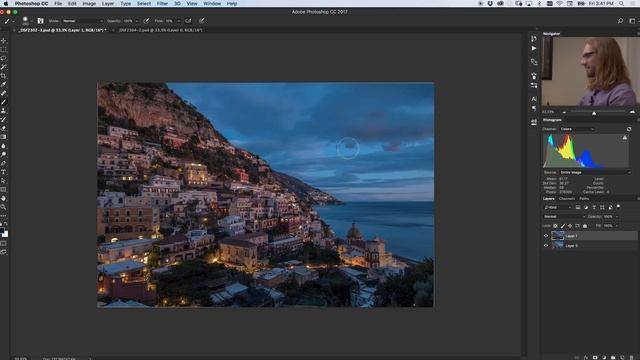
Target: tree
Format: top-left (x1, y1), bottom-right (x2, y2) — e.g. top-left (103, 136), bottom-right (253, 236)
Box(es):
top-left (319, 249), bottom-right (340, 266)
top-left (147, 247), bottom-right (161, 268)
top-left (374, 258), bottom-right (435, 307)
top-left (329, 277), bottom-right (356, 306)
top-left (198, 294), bottom-right (214, 307)
top-left (138, 125), bottom-right (163, 143)
top-left (159, 227), bottom-right (174, 237)
top-left (416, 257), bottom-right (434, 276)
top-left (155, 259), bottom-right (227, 307)
top-left (301, 243), bottom-right (340, 266)
top-left (277, 278), bottom-right (301, 303)
top-left (374, 273), bottom-right (413, 306)
top-left (413, 279), bottom-right (433, 307)
top-left (302, 243), bottom-right (312, 263)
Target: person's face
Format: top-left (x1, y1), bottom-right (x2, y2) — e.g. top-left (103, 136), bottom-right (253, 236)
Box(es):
top-left (580, 43), bottom-right (597, 78)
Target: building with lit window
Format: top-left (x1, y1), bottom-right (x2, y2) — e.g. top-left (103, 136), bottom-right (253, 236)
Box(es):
top-left (97, 191), bottom-right (126, 208)
top-left (97, 238), bottom-right (158, 264)
top-left (154, 234), bottom-right (197, 264)
top-left (226, 231), bottom-right (268, 258)
top-left (218, 238), bottom-right (259, 271)
top-left (341, 250), bottom-right (366, 267)
top-left (183, 162), bottom-right (211, 186)
top-left (97, 260), bottom-right (157, 306)
top-left (365, 237), bottom-right (394, 269)
top-left (186, 229), bottom-right (215, 254)
top-left (256, 267), bottom-right (290, 288)
top-left (220, 215), bottom-right (246, 236)
top-left (139, 175), bottom-right (181, 198)
top-left (173, 190), bottom-right (217, 209)
top-left (97, 151), bottom-right (138, 181)
top-left (162, 132), bottom-right (188, 148)
top-left (107, 126), bottom-right (139, 139)
top-left (97, 207), bottom-right (160, 241)
top-left (121, 139), bottom-right (143, 152)
top-left (268, 235), bottom-right (304, 256)
top-left (127, 153), bottom-right (151, 168)
top-left (97, 134), bottom-right (120, 149)
top-left (232, 167), bottom-right (249, 183)
top-left (292, 265), bottom-right (319, 285)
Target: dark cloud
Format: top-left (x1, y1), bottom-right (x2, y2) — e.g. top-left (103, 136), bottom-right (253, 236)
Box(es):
top-left (270, 142), bottom-right (434, 177)
top-left (168, 83), bottom-right (434, 200)
top-left (170, 83), bottom-right (433, 151)
top-left (382, 141), bottom-right (402, 152)
top-left (309, 175), bottom-right (433, 190)
top-left (344, 141), bottom-right (357, 149)
top-left (303, 172), bottom-right (361, 188)
top-left (298, 84), bottom-right (434, 146)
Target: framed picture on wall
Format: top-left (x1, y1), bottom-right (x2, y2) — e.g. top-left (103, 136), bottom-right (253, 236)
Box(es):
top-left (541, 37), bottom-right (553, 80)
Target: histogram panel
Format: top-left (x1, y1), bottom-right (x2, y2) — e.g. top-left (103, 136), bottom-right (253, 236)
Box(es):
top-left (543, 134), bottom-right (630, 169)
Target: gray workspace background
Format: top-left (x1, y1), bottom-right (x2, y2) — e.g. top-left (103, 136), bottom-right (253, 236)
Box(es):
top-left (9, 32), bottom-right (523, 357)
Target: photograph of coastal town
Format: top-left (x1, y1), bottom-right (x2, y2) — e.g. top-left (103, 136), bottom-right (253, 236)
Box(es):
top-left (96, 82), bottom-right (434, 308)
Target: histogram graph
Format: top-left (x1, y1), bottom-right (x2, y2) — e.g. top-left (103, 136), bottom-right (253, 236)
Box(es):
top-left (543, 134), bottom-right (629, 169)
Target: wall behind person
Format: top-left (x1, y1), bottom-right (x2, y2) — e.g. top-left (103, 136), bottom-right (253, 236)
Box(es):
top-left (542, 37), bottom-right (640, 106)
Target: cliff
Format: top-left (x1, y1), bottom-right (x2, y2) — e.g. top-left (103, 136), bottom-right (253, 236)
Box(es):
top-left (273, 171), bottom-right (343, 206)
top-left (97, 82), bottom-right (341, 206)
top-left (98, 82), bottom-right (228, 143)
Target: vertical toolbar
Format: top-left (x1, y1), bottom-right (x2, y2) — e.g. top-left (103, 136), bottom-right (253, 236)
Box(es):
top-left (0, 29), bottom-right (7, 256)
top-left (0, 26), bottom-right (8, 359)
top-left (528, 31), bottom-right (540, 127)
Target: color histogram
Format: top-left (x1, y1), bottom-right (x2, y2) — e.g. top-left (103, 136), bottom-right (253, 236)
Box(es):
top-left (543, 134), bottom-right (629, 169)
top-left (546, 134), bottom-right (601, 168)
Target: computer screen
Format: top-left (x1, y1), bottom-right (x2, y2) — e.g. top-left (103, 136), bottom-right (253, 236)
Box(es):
top-left (0, 1), bottom-right (638, 359)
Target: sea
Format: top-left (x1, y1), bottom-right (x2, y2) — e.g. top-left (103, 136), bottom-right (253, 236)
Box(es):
top-left (313, 201), bottom-right (434, 262)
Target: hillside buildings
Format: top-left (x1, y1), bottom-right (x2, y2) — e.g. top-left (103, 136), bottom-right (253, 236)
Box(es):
top-left (96, 121), bottom-right (419, 308)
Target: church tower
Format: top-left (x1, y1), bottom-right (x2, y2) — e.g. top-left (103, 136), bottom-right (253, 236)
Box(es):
top-left (346, 222), bottom-right (363, 246)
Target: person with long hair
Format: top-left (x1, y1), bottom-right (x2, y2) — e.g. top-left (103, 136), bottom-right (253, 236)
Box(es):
top-left (578, 37), bottom-right (637, 106)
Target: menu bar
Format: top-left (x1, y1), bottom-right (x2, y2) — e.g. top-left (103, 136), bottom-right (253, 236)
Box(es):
top-left (6, 0), bottom-right (640, 7)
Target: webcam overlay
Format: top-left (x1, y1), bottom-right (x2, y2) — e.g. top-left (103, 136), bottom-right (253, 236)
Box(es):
top-left (541, 37), bottom-right (640, 107)
top-left (96, 82), bottom-right (434, 308)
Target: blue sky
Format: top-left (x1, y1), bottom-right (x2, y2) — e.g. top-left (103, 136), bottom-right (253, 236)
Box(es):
top-left (168, 83), bottom-right (434, 202)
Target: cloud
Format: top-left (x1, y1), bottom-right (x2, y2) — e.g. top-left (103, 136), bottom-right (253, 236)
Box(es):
top-left (271, 142), bottom-right (434, 176)
top-left (344, 141), bottom-right (357, 149)
top-left (382, 141), bottom-right (402, 152)
top-left (310, 175), bottom-right (433, 190)
top-left (167, 82), bottom-right (435, 201)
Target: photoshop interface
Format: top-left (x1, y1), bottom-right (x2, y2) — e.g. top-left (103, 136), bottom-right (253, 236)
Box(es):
top-left (0, 1), bottom-right (638, 360)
